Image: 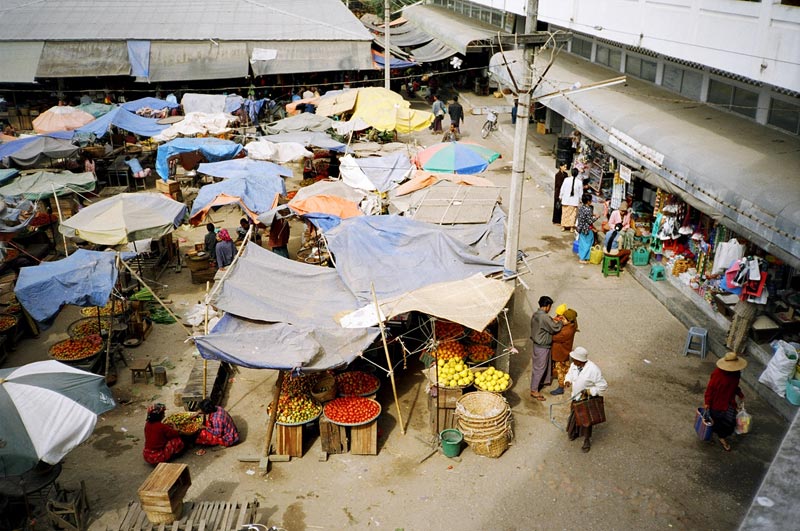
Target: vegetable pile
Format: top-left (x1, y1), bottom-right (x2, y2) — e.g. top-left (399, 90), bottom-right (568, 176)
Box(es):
top-left (324, 397), bottom-right (381, 425)
top-left (49, 335), bottom-right (102, 361)
top-left (163, 412), bottom-right (203, 435)
top-left (335, 371), bottom-right (379, 397)
top-left (81, 300), bottom-right (126, 317)
top-left (69, 318), bottom-right (110, 338)
top-left (0, 314), bottom-right (17, 333)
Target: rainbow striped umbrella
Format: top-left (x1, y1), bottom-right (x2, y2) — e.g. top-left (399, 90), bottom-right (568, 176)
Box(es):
top-left (414, 141), bottom-right (500, 174)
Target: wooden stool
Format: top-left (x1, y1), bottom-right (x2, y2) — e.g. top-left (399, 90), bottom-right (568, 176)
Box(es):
top-left (47, 481), bottom-right (89, 531)
top-left (130, 358), bottom-right (153, 384)
top-left (602, 253), bottom-right (621, 277)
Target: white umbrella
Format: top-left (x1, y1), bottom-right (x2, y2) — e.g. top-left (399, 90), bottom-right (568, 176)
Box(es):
top-left (59, 192), bottom-right (187, 245)
top-left (0, 360), bottom-right (116, 476)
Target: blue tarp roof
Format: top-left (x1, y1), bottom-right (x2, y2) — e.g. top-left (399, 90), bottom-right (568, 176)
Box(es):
top-left (76, 107), bottom-right (168, 139)
top-left (14, 249), bottom-right (133, 324)
top-left (324, 214), bottom-right (504, 303)
top-left (189, 174), bottom-right (287, 223)
top-left (357, 152), bottom-right (413, 192)
top-left (155, 138), bottom-right (244, 181)
top-left (197, 158), bottom-right (292, 180)
top-left (121, 97), bottom-right (180, 112)
top-left (0, 168), bottom-right (20, 184)
top-left (372, 50), bottom-right (418, 69)
top-left (0, 132), bottom-right (74, 160)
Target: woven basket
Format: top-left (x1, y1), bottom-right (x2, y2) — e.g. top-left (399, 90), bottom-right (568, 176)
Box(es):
top-left (461, 426), bottom-right (511, 458)
top-left (311, 374), bottom-right (337, 403)
top-left (455, 391), bottom-right (508, 421)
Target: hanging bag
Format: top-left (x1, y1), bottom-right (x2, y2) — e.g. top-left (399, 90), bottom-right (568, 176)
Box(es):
top-left (694, 407), bottom-right (714, 441)
top-left (572, 395), bottom-right (606, 427)
top-left (735, 404), bottom-right (752, 435)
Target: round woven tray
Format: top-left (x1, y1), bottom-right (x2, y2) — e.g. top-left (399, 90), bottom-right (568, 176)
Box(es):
top-left (67, 316), bottom-right (112, 338)
top-left (48, 336), bottom-right (104, 363)
top-left (455, 391), bottom-right (509, 423)
top-left (324, 398), bottom-right (381, 427)
top-left (162, 413), bottom-right (203, 435)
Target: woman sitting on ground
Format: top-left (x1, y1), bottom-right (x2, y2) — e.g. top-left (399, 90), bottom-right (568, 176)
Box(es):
top-left (195, 399), bottom-right (240, 447)
top-left (142, 403), bottom-right (185, 465)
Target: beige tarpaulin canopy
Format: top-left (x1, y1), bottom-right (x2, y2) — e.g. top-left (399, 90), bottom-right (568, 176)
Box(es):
top-left (339, 273), bottom-right (513, 333)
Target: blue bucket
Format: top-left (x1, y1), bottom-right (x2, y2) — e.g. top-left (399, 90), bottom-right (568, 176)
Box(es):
top-left (572, 239), bottom-right (579, 254)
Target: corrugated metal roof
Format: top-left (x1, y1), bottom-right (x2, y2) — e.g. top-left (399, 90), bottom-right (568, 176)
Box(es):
top-left (0, 0), bottom-right (373, 42)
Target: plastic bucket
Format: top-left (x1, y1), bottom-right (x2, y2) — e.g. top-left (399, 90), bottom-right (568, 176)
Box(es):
top-left (572, 240), bottom-right (579, 254)
top-left (440, 429), bottom-right (463, 458)
top-left (786, 379), bottom-right (800, 406)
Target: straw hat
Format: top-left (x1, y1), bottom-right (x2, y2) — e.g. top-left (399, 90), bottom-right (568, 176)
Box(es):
top-left (555, 304), bottom-right (567, 316)
top-left (570, 347), bottom-right (588, 362)
top-left (716, 352), bottom-right (747, 372)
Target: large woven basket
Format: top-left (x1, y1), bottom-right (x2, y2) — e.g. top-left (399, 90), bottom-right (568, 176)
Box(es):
top-left (455, 391), bottom-right (509, 427)
top-left (311, 374), bottom-right (337, 403)
top-left (460, 425), bottom-right (511, 458)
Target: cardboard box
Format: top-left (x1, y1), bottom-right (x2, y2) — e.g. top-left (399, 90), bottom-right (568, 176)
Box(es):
top-left (536, 122), bottom-right (548, 135)
top-left (156, 179), bottom-right (180, 195)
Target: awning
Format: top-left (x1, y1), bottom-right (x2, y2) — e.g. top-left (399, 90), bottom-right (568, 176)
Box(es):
top-left (523, 52), bottom-right (800, 269)
top-left (36, 41), bottom-right (130, 77)
top-left (409, 40), bottom-right (458, 63)
top-left (402, 4), bottom-right (498, 55)
top-left (0, 42), bottom-right (44, 83)
top-left (146, 41), bottom-right (248, 82)
top-left (361, 14), bottom-right (434, 47)
top-left (247, 41), bottom-right (373, 75)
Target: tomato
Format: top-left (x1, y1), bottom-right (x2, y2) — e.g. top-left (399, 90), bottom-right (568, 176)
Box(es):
top-left (324, 397), bottom-right (380, 424)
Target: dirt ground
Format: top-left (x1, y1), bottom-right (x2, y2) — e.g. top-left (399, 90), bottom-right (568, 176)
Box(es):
top-left (4, 105), bottom-right (789, 531)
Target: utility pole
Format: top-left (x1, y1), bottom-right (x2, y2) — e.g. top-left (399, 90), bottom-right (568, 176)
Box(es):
top-left (498, 1), bottom-right (538, 373)
top-left (384, 0), bottom-right (391, 90)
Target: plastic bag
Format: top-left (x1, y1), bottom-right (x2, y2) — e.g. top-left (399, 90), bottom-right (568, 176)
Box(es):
top-left (735, 406), bottom-right (752, 435)
top-left (758, 340), bottom-right (799, 398)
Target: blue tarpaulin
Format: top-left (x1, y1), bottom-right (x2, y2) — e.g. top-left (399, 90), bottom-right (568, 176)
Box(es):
top-left (197, 158), bottom-right (292, 180)
top-left (155, 138), bottom-right (243, 181)
top-left (15, 249), bottom-right (134, 324)
top-left (0, 168), bottom-right (19, 185)
top-left (126, 41), bottom-right (151, 78)
top-left (76, 107), bottom-right (168, 139)
top-left (372, 50), bottom-right (417, 69)
top-left (324, 214), bottom-right (504, 303)
top-left (358, 152), bottom-right (413, 192)
top-left (0, 132), bottom-right (75, 161)
top-left (121, 97), bottom-right (180, 112)
top-left (189, 174), bottom-right (287, 224)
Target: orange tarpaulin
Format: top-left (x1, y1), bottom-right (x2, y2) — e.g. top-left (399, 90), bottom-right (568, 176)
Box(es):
top-left (394, 170), bottom-right (496, 196)
top-left (289, 195), bottom-right (362, 219)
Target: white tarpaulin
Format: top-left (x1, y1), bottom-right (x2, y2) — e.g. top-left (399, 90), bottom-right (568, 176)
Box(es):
top-left (152, 112), bottom-right (235, 141)
top-left (340, 273), bottom-right (513, 332)
top-left (246, 140), bottom-right (312, 164)
top-left (181, 93), bottom-right (228, 115)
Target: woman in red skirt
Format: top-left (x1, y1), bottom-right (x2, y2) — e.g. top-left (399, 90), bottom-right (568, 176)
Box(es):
top-left (142, 404), bottom-right (185, 465)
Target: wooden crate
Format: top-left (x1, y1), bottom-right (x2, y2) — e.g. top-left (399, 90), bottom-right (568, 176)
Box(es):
top-left (276, 424), bottom-right (304, 457)
top-left (350, 420), bottom-right (378, 455)
top-left (137, 463), bottom-right (191, 524)
top-left (319, 414), bottom-right (347, 455)
top-left (428, 385), bottom-right (464, 408)
top-left (428, 395), bottom-right (458, 436)
top-left (155, 179), bottom-right (180, 194)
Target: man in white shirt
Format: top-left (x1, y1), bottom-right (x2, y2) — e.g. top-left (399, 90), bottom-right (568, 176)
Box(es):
top-left (565, 346), bottom-right (608, 453)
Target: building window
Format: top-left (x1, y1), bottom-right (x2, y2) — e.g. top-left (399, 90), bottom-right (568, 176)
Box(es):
top-left (768, 98), bottom-right (800, 135)
top-left (662, 64), bottom-right (702, 99)
top-left (596, 45), bottom-right (621, 71)
top-left (707, 79), bottom-right (759, 119)
top-left (625, 55), bottom-right (657, 82)
top-left (570, 36), bottom-right (592, 60)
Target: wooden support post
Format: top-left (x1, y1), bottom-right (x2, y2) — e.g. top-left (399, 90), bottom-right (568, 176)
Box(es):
top-left (371, 283), bottom-right (405, 434)
top-left (260, 370), bottom-right (285, 474)
top-left (120, 260), bottom-right (192, 336)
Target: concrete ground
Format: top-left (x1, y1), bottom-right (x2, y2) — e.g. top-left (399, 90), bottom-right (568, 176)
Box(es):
top-left (4, 91), bottom-right (789, 531)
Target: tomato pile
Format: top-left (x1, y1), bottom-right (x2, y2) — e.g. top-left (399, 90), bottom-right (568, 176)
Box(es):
top-left (49, 334), bottom-right (102, 361)
top-left (0, 314), bottom-right (17, 333)
top-left (432, 340), bottom-right (466, 361)
top-left (81, 300), bottom-right (126, 317)
top-left (324, 397), bottom-right (380, 425)
top-left (467, 343), bottom-right (494, 363)
top-left (69, 318), bottom-right (110, 338)
top-left (163, 412), bottom-right (202, 434)
top-left (434, 320), bottom-right (465, 341)
top-left (335, 371), bottom-right (379, 397)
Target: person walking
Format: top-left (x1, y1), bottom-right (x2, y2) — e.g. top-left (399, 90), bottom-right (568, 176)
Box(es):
top-left (564, 347), bottom-right (608, 453)
top-left (552, 163), bottom-right (568, 225)
top-left (550, 308), bottom-right (578, 395)
top-left (559, 168), bottom-right (583, 231)
top-left (430, 95), bottom-right (446, 134)
top-left (576, 193), bottom-right (597, 264)
top-left (530, 296), bottom-right (563, 401)
top-left (704, 352), bottom-right (746, 452)
top-left (448, 96), bottom-right (464, 134)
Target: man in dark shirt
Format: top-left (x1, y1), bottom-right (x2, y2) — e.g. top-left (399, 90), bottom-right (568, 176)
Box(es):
top-left (553, 163), bottom-right (568, 225)
top-left (204, 223), bottom-right (217, 264)
top-left (448, 96), bottom-right (464, 134)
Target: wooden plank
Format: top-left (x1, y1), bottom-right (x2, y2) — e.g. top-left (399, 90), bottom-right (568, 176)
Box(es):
top-left (142, 521), bottom-right (153, 531)
top-left (235, 497), bottom-right (249, 529)
top-left (276, 424), bottom-right (303, 457)
top-left (319, 414), bottom-right (347, 454)
top-left (134, 510), bottom-right (148, 530)
top-left (197, 519), bottom-right (206, 531)
top-left (170, 521), bottom-right (180, 531)
top-left (220, 503), bottom-right (233, 531)
top-left (246, 498), bottom-right (259, 524)
top-left (157, 524), bottom-right (166, 531)
top-left (350, 420), bottom-right (378, 455)
top-left (119, 501), bottom-right (140, 531)
top-left (208, 501), bottom-right (222, 530)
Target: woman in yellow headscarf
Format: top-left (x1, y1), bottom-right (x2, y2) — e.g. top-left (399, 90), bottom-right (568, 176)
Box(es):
top-left (550, 308), bottom-right (578, 395)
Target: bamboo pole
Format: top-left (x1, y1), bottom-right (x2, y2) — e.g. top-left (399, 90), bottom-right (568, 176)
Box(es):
top-left (262, 370), bottom-right (285, 474)
top-left (371, 283), bottom-right (405, 435)
top-left (50, 184), bottom-right (70, 257)
top-left (120, 258), bottom-right (192, 336)
top-left (203, 281), bottom-right (210, 399)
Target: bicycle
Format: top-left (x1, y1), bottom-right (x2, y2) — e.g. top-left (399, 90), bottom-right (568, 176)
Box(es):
top-left (480, 110), bottom-right (498, 139)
